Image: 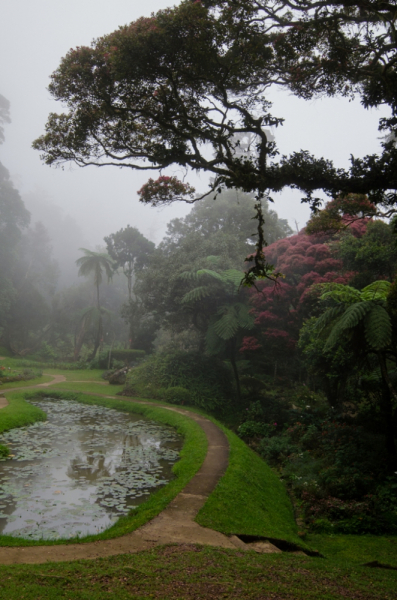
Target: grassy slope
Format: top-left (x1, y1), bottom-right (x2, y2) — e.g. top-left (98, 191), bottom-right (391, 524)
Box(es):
top-left (0, 393), bottom-right (47, 433)
top-left (196, 423), bottom-right (301, 546)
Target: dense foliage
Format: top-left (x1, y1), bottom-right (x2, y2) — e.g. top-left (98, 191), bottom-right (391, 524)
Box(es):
top-left (123, 351), bottom-right (234, 412)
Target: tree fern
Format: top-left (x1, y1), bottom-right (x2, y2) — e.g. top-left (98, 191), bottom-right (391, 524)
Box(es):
top-left (212, 303), bottom-right (254, 340)
top-left (364, 305), bottom-right (392, 350)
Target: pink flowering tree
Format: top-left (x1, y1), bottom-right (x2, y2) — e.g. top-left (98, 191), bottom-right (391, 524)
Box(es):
top-left (240, 223), bottom-right (365, 378)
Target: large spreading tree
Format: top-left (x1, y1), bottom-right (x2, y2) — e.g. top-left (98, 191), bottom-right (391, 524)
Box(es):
top-left (32, 0), bottom-right (397, 222)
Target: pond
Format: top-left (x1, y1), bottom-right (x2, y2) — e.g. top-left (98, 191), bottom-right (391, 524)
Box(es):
top-left (0, 399), bottom-right (182, 541)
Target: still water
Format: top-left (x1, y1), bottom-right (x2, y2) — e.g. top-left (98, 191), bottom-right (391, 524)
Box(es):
top-left (0, 399), bottom-right (181, 540)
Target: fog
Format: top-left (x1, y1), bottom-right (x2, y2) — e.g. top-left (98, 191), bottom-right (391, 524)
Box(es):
top-left (0, 1), bottom-right (390, 262)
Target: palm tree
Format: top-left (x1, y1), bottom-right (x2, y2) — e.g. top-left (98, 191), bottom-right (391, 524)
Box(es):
top-left (315, 280), bottom-right (397, 469)
top-left (75, 249), bottom-right (114, 359)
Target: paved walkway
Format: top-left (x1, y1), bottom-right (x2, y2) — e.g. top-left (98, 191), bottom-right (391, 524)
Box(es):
top-left (0, 377), bottom-right (282, 564)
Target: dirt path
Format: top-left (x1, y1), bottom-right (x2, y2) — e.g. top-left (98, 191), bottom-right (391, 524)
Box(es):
top-left (0, 374), bottom-right (67, 410)
top-left (0, 381), bottom-right (281, 564)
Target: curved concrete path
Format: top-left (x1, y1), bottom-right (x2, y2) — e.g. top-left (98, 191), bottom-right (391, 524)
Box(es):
top-left (0, 377), bottom-right (281, 564)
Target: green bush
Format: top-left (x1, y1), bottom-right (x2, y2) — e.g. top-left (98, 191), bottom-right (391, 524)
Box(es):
top-left (259, 436), bottom-right (298, 463)
top-left (237, 421), bottom-right (276, 440)
top-left (124, 352), bottom-right (234, 412)
top-left (302, 489), bottom-right (397, 534)
top-left (0, 369), bottom-right (42, 385)
top-left (37, 342), bottom-right (57, 361)
top-left (162, 386), bottom-right (191, 405)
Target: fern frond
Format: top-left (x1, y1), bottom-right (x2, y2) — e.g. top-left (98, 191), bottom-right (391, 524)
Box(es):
top-left (324, 301), bottom-right (373, 350)
top-left (214, 306), bottom-right (240, 340)
top-left (360, 280), bottom-right (391, 301)
top-left (205, 255), bottom-right (222, 266)
top-left (315, 305), bottom-right (345, 332)
top-left (196, 269), bottom-right (225, 282)
top-left (178, 271), bottom-right (199, 281)
top-left (364, 305), bottom-right (392, 350)
top-left (222, 269), bottom-right (245, 290)
top-left (320, 284), bottom-right (361, 304)
top-left (181, 285), bottom-right (213, 303)
top-left (339, 301), bottom-right (373, 329)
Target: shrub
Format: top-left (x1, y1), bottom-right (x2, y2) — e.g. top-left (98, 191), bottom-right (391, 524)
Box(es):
top-left (123, 352), bottom-right (234, 412)
top-left (237, 421), bottom-right (276, 440)
top-left (37, 342), bottom-right (57, 361)
top-left (162, 386), bottom-right (191, 405)
top-left (0, 369), bottom-right (42, 384)
top-left (259, 436), bottom-right (298, 464)
top-left (302, 490), bottom-right (397, 534)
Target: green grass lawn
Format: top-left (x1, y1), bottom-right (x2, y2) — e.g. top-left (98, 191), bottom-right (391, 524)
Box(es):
top-left (42, 368), bottom-right (105, 382)
top-left (0, 545), bottom-right (396, 600)
top-left (307, 534), bottom-right (397, 567)
top-left (52, 381), bottom-right (124, 395)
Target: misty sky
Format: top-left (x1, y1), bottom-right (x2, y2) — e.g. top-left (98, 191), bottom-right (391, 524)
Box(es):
top-left (0, 0), bottom-right (390, 248)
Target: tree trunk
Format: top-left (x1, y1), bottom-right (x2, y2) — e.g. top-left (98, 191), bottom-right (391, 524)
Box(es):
top-left (377, 352), bottom-right (397, 470)
top-left (129, 320), bottom-right (134, 349)
top-left (90, 281), bottom-right (103, 361)
top-left (230, 338), bottom-right (242, 404)
top-left (90, 314), bottom-right (103, 361)
top-left (74, 323), bottom-right (86, 361)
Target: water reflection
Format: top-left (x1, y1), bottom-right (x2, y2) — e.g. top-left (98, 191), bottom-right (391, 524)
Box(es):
top-left (0, 399), bottom-right (181, 540)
